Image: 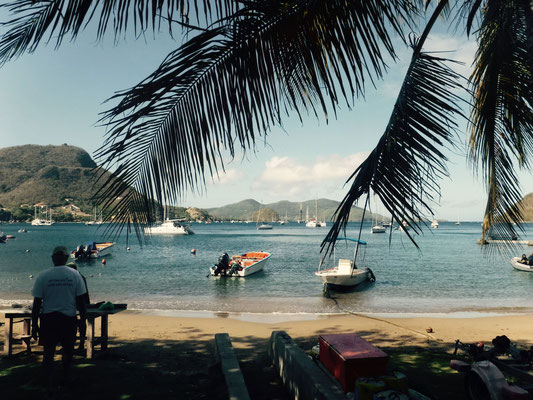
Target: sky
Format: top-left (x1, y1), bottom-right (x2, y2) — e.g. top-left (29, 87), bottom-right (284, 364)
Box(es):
top-left (1, 11), bottom-right (532, 221)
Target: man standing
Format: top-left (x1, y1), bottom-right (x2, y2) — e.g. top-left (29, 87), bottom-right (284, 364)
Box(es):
top-left (31, 246), bottom-right (87, 392)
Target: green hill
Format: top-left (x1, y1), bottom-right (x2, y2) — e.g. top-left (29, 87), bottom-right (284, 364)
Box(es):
top-left (207, 198), bottom-right (382, 222)
top-left (0, 144), bottom-right (102, 211)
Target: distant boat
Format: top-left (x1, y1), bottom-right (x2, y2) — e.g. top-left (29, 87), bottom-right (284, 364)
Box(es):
top-left (431, 220), bottom-right (439, 229)
top-left (31, 205), bottom-right (53, 226)
top-left (510, 257), bottom-right (533, 272)
top-left (371, 225), bottom-right (386, 233)
top-left (70, 241), bottom-right (115, 260)
top-left (257, 223), bottom-right (273, 230)
top-left (256, 203), bottom-right (273, 230)
top-left (306, 199), bottom-right (326, 227)
top-left (210, 251), bottom-right (271, 277)
top-left (371, 215), bottom-right (386, 233)
top-left (456, 221), bottom-right (460, 225)
top-left (144, 219), bottom-right (194, 235)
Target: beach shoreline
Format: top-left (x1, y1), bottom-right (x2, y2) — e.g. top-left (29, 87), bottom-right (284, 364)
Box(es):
top-left (3, 308), bottom-right (533, 399)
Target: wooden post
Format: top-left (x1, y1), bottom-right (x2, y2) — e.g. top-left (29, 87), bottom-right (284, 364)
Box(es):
top-left (101, 314), bottom-right (108, 351)
top-left (22, 318), bottom-right (31, 353)
top-left (86, 316), bottom-right (95, 359)
top-left (4, 317), bottom-right (13, 356)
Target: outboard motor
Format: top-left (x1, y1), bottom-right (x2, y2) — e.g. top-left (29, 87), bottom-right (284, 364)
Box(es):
top-left (213, 253), bottom-right (230, 276)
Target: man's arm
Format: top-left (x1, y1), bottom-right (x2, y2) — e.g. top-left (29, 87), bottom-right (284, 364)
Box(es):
top-left (31, 297), bottom-right (42, 340)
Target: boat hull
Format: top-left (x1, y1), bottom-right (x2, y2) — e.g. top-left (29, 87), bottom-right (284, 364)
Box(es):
top-left (510, 257), bottom-right (533, 272)
top-left (315, 268), bottom-right (370, 287)
top-left (210, 252), bottom-right (271, 277)
top-left (371, 226), bottom-right (386, 233)
top-left (70, 242), bottom-right (115, 260)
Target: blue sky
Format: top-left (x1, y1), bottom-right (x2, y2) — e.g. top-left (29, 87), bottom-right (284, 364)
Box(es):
top-left (1, 15), bottom-right (531, 221)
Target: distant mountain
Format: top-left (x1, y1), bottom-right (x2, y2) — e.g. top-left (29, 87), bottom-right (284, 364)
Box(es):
top-left (0, 144), bottom-right (103, 211)
top-left (519, 193), bottom-right (533, 222)
top-left (207, 198), bottom-right (383, 222)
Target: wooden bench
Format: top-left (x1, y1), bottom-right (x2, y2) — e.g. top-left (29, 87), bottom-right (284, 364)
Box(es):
top-left (3, 313), bottom-right (32, 356)
top-left (214, 333), bottom-right (251, 400)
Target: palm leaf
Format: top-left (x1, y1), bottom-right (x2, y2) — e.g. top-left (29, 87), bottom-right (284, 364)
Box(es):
top-left (322, 39), bottom-right (465, 254)
top-left (0, 0), bottom-right (238, 65)
top-left (93, 0), bottom-right (416, 230)
top-left (468, 0), bottom-right (533, 250)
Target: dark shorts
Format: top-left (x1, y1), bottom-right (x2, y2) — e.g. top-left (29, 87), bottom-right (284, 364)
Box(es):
top-left (39, 312), bottom-right (77, 349)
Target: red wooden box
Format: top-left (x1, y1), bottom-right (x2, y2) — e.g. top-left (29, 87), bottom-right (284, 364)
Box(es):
top-left (318, 333), bottom-right (389, 393)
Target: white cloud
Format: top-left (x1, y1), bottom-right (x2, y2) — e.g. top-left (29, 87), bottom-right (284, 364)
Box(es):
top-left (252, 153), bottom-right (369, 199)
top-left (212, 168), bottom-right (244, 184)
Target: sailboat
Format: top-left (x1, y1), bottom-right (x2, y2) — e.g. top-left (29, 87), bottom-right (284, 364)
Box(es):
top-left (371, 213), bottom-right (386, 233)
top-left (306, 199), bottom-right (326, 227)
top-left (279, 210), bottom-right (288, 225)
top-left (85, 207), bottom-right (99, 225)
top-left (256, 204), bottom-right (273, 230)
top-left (31, 205), bottom-right (53, 226)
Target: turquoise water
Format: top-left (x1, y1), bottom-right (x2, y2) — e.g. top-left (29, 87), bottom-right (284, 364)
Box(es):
top-left (1, 222), bottom-right (533, 316)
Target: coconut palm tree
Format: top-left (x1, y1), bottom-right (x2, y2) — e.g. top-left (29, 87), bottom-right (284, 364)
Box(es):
top-left (0, 1), bottom-right (532, 250)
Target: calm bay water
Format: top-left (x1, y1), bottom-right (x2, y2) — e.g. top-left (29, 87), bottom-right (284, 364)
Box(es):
top-left (1, 222), bottom-right (533, 316)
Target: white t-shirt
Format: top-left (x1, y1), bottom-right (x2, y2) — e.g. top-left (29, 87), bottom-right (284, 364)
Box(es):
top-left (32, 265), bottom-right (87, 317)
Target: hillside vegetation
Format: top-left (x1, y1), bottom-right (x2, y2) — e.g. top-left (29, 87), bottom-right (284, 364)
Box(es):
top-left (0, 144), bottom-right (101, 210)
top-left (206, 198), bottom-right (380, 222)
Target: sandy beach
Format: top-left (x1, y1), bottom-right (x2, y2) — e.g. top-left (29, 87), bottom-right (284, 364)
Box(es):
top-left (2, 310), bottom-right (533, 399)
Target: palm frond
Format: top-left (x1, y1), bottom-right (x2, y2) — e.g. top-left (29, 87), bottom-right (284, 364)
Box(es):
top-left (322, 40), bottom-right (465, 253)
top-left (468, 0), bottom-right (533, 249)
top-left (93, 0), bottom-right (416, 230)
top-left (0, 0), bottom-right (237, 65)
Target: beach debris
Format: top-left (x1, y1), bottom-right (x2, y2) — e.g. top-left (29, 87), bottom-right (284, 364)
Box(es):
top-left (426, 327), bottom-right (433, 333)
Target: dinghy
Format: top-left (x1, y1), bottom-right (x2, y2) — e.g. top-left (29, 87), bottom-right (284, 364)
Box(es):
top-left (71, 242), bottom-right (115, 261)
top-left (210, 251), bottom-right (271, 277)
top-left (510, 257), bottom-right (533, 272)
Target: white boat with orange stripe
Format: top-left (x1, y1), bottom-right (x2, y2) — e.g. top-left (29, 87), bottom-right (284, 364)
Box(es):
top-left (210, 251), bottom-right (271, 277)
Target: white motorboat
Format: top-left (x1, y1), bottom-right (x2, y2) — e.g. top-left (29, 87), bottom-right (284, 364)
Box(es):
top-left (510, 257), bottom-right (533, 272)
top-left (210, 251), bottom-right (271, 277)
top-left (431, 219), bottom-right (439, 229)
top-left (315, 237), bottom-right (375, 290)
top-left (144, 219), bottom-right (194, 235)
top-left (71, 241), bottom-right (115, 260)
top-left (371, 225), bottom-right (386, 233)
top-left (257, 223), bottom-right (273, 230)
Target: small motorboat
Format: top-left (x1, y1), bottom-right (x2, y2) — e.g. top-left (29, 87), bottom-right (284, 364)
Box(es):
top-left (210, 251), bottom-right (271, 277)
top-left (71, 241), bottom-right (115, 261)
top-left (257, 223), bottom-right (273, 230)
top-left (370, 225), bottom-right (386, 234)
top-left (510, 257), bottom-right (533, 272)
top-left (315, 237), bottom-right (375, 292)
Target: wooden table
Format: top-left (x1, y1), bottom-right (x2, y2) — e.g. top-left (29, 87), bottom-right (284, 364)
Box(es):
top-left (3, 304), bottom-right (127, 358)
